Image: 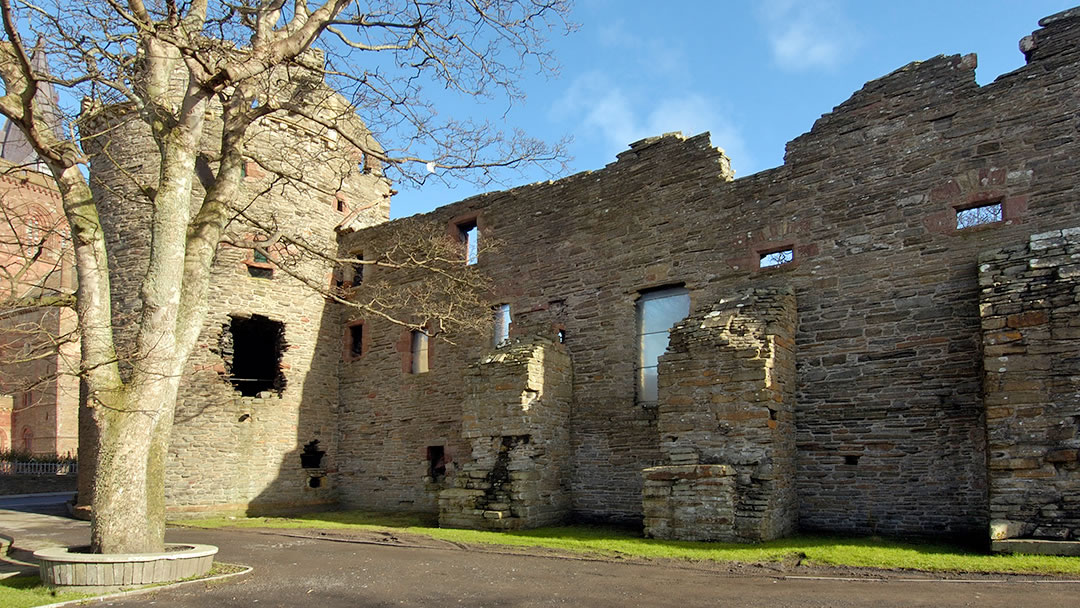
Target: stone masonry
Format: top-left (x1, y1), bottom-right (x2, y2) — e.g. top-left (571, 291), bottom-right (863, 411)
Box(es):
top-left (335, 9), bottom-right (1080, 545)
top-left (439, 337), bottom-right (572, 530)
top-left (643, 288), bottom-right (797, 542)
top-left (980, 228), bottom-right (1080, 544)
top-left (67, 7), bottom-right (1080, 550)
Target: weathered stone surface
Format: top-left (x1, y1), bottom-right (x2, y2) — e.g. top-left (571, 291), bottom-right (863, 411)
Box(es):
top-left (980, 229), bottom-right (1080, 541)
top-left (643, 288), bottom-right (798, 542)
top-left (438, 338), bottom-right (572, 530)
top-left (335, 12), bottom-right (1080, 539)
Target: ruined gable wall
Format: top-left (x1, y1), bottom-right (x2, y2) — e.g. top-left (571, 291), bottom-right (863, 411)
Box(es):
top-left (338, 13), bottom-right (1080, 535)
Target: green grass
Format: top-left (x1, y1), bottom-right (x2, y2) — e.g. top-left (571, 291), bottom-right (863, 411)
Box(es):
top-left (0, 562), bottom-right (246, 608)
top-left (176, 510), bottom-right (1080, 576)
top-left (0, 575), bottom-right (90, 608)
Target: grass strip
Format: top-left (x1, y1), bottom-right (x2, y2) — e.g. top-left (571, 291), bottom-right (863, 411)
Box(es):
top-left (177, 510), bottom-right (1080, 575)
top-left (0, 575), bottom-right (90, 608)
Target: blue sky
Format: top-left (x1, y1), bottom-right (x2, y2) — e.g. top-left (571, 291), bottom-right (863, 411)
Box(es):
top-left (389, 0), bottom-right (1077, 219)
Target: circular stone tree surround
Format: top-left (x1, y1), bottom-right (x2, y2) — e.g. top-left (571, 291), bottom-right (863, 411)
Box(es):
top-left (34, 544), bottom-right (218, 593)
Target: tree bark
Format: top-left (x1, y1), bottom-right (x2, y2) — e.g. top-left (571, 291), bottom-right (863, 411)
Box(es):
top-left (89, 377), bottom-right (179, 554)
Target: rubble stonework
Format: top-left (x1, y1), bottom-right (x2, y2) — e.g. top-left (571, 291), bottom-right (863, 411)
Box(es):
top-left (438, 338), bottom-right (572, 529)
top-left (83, 59), bottom-right (391, 514)
top-left (336, 8), bottom-right (1080, 544)
top-left (980, 228), bottom-right (1080, 543)
top-left (643, 288), bottom-right (797, 542)
top-left (69, 7), bottom-right (1080, 548)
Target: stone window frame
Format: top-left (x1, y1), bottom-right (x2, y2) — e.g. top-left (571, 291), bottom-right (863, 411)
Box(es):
top-left (21, 426), bottom-right (32, 452)
top-left (334, 193), bottom-right (348, 215)
top-left (448, 212), bottom-right (483, 266)
top-left (410, 330), bottom-right (430, 374)
top-left (634, 285), bottom-right (691, 405)
top-left (756, 243), bottom-right (796, 270)
top-left (243, 241), bottom-right (275, 279)
top-left (343, 319), bottom-right (367, 362)
top-left (953, 197), bottom-right (1006, 231)
top-left (397, 326), bottom-right (434, 374)
top-left (493, 303), bottom-right (512, 347)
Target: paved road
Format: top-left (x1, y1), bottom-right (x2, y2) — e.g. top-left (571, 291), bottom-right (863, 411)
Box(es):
top-left (2, 497), bottom-right (1079, 608)
top-left (92, 527), bottom-right (1076, 608)
top-left (0, 492), bottom-right (75, 515)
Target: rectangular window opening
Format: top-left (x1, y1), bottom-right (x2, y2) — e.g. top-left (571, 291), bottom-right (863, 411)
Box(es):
top-left (956, 201), bottom-right (1003, 229)
top-left (226, 314), bottom-right (286, 397)
top-left (247, 266), bottom-right (273, 279)
top-left (636, 287), bottom-right (690, 403)
top-left (759, 247), bottom-right (794, 269)
top-left (457, 220), bottom-right (479, 265)
top-left (426, 445), bottom-right (446, 480)
top-left (411, 330), bottom-right (429, 374)
top-left (494, 304), bottom-right (511, 346)
top-left (349, 324), bottom-right (364, 358)
top-left (352, 254), bottom-right (364, 285)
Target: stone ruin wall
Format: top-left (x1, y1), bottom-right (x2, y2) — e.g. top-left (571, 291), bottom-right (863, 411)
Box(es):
top-left (337, 11), bottom-right (1080, 538)
top-left (83, 70), bottom-right (392, 514)
top-left (439, 338), bottom-right (572, 529)
top-left (644, 287), bottom-right (797, 542)
top-left (980, 228), bottom-right (1080, 544)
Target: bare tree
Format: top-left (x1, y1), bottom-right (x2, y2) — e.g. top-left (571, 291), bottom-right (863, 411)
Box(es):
top-left (0, 0), bottom-right (571, 554)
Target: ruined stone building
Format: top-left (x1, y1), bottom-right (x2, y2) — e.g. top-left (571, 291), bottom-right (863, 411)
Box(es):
top-left (85, 8), bottom-right (1080, 551)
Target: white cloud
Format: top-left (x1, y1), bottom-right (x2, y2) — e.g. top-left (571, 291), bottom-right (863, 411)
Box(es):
top-left (759, 0), bottom-right (859, 71)
top-left (551, 73), bottom-right (754, 175)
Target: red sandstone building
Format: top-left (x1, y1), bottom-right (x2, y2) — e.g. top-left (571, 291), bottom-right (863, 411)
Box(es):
top-left (0, 50), bottom-right (78, 457)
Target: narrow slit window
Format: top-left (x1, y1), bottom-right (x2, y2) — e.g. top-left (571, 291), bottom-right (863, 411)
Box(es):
top-left (352, 254), bottom-right (364, 285)
top-left (457, 220), bottom-right (479, 265)
top-left (494, 304), bottom-right (511, 346)
top-left (349, 324), bottom-right (363, 358)
top-left (636, 287), bottom-right (690, 403)
top-left (759, 248), bottom-right (794, 268)
top-left (956, 201), bottom-right (1003, 229)
top-left (411, 330), bottom-right (429, 374)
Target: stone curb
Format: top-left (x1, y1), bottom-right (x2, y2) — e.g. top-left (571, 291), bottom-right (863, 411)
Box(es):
top-left (30, 563), bottom-right (253, 608)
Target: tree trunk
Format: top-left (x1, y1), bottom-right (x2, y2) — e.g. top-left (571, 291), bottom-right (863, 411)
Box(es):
top-left (89, 378), bottom-right (179, 554)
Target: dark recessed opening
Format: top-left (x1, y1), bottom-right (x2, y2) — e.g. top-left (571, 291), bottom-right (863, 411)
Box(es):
top-left (349, 324), bottom-right (363, 358)
top-left (557, 329), bottom-right (566, 343)
top-left (247, 265), bottom-right (273, 279)
top-left (309, 476), bottom-right (322, 488)
top-left (352, 254), bottom-right (364, 285)
top-left (226, 314), bottom-right (286, 397)
top-left (336, 198), bottom-right (346, 213)
top-left (301, 439), bottom-right (325, 469)
top-left (844, 455), bottom-right (860, 466)
top-left (427, 445), bottom-right (446, 480)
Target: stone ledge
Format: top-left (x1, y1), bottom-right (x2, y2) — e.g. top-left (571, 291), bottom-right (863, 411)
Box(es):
top-left (991, 540), bottom-right (1080, 556)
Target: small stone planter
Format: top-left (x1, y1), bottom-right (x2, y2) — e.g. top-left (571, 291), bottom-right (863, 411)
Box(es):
top-left (34, 543), bottom-right (218, 593)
